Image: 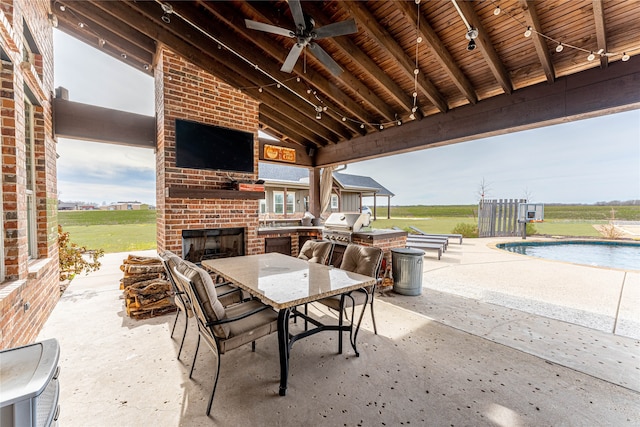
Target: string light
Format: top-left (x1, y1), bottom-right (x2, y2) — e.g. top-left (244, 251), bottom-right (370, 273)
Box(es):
top-left (489, 0), bottom-right (636, 64)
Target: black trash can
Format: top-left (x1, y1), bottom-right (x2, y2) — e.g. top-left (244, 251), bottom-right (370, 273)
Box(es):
top-left (391, 248), bottom-right (425, 296)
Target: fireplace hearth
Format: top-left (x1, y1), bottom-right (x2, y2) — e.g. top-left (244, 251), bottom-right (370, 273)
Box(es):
top-left (182, 228), bottom-right (245, 263)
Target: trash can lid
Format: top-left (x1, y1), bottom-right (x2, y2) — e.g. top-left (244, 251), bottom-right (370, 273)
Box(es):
top-left (391, 247), bottom-right (425, 256)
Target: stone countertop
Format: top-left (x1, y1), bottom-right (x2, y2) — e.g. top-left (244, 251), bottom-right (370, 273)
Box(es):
top-left (258, 226), bottom-right (323, 235)
top-left (353, 229), bottom-right (407, 241)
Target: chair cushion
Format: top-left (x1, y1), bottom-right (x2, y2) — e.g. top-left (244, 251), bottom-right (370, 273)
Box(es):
top-left (218, 300), bottom-right (278, 354)
top-left (340, 244), bottom-right (383, 278)
top-left (178, 261), bottom-right (230, 338)
top-left (317, 290), bottom-right (368, 311)
top-left (298, 240), bottom-right (332, 264)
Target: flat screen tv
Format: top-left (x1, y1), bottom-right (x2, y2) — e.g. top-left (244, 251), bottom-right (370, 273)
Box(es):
top-left (175, 119), bottom-right (254, 173)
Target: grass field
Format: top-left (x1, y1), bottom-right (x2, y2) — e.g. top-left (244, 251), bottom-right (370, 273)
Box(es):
top-left (58, 204), bottom-right (638, 253)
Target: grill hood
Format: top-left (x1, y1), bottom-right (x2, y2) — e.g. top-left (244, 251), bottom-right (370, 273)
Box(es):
top-left (324, 212), bottom-right (369, 233)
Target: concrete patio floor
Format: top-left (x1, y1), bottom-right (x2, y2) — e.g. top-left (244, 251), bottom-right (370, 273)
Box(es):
top-left (37, 238), bottom-right (640, 426)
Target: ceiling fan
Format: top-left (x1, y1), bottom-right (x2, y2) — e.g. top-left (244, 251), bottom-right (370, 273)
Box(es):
top-left (244, 0), bottom-right (357, 75)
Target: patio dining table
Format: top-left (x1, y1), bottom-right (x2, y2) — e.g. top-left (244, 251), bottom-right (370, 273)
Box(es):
top-left (202, 252), bottom-right (376, 396)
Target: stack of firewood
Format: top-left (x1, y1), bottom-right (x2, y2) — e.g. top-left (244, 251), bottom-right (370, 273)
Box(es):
top-left (120, 255), bottom-right (176, 320)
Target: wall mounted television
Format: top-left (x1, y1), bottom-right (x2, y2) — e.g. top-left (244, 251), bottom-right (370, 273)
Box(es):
top-left (175, 119), bottom-right (255, 173)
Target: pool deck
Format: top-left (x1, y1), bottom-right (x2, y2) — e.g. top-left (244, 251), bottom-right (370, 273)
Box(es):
top-left (416, 236), bottom-right (640, 340)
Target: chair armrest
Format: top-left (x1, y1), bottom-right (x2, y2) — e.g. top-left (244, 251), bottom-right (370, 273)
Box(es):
top-left (206, 303), bottom-right (272, 326)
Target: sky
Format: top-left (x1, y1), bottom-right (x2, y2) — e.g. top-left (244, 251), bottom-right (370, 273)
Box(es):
top-left (54, 30), bottom-right (640, 206)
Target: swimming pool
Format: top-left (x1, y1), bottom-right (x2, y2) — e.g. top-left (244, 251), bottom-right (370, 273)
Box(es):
top-left (497, 241), bottom-right (640, 270)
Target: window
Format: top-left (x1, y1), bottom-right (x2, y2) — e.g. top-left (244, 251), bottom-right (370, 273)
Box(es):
top-left (24, 99), bottom-right (37, 259)
top-left (330, 194), bottom-right (339, 210)
top-left (273, 191), bottom-right (295, 214)
top-left (259, 199), bottom-right (267, 214)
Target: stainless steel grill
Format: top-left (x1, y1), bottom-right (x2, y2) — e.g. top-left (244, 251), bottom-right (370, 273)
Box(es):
top-left (322, 212), bottom-right (369, 244)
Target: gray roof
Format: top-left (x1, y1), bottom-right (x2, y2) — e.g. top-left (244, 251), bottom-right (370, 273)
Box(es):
top-left (333, 172), bottom-right (394, 197)
top-left (258, 162), bottom-right (308, 183)
top-left (259, 162), bottom-right (394, 197)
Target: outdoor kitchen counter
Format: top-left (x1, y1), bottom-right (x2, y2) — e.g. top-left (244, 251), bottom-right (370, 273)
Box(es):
top-left (352, 229), bottom-right (408, 242)
top-left (257, 226), bottom-right (323, 235)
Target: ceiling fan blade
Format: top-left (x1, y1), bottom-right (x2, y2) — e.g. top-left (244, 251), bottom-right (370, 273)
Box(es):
top-left (308, 43), bottom-right (343, 76)
top-left (245, 19), bottom-right (294, 38)
top-left (281, 43), bottom-right (304, 73)
top-left (312, 19), bottom-right (358, 40)
top-left (288, 0), bottom-right (306, 30)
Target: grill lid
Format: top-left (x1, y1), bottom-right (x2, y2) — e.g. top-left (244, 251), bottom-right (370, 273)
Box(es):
top-left (324, 212), bottom-right (369, 233)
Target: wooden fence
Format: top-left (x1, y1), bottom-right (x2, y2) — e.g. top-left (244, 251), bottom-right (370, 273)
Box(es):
top-left (478, 199), bottom-right (525, 237)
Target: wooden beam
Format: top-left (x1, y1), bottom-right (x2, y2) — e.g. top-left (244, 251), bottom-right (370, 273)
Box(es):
top-left (53, 98), bottom-right (156, 148)
top-left (520, 0), bottom-right (555, 83)
top-left (314, 59), bottom-right (640, 166)
top-left (592, 0), bottom-right (609, 69)
top-left (396, 0), bottom-right (477, 104)
top-left (303, 1), bottom-right (422, 118)
top-left (340, 0), bottom-right (448, 113)
top-left (455, 0), bottom-right (513, 95)
top-left (259, 108), bottom-right (321, 148)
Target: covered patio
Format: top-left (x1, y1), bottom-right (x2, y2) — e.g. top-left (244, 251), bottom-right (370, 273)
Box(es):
top-left (37, 240), bottom-right (639, 425)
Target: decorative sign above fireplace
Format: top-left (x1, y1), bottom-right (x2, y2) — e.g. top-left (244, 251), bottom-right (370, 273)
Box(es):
top-left (264, 144), bottom-right (296, 163)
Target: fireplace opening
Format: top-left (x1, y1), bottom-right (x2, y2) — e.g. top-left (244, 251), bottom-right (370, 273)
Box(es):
top-left (182, 228), bottom-right (245, 263)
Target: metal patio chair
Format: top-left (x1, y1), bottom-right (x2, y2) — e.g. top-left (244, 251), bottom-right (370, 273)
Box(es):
top-left (173, 261), bottom-right (278, 416)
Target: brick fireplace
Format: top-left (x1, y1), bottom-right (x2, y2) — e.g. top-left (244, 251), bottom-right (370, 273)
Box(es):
top-left (155, 48), bottom-right (263, 257)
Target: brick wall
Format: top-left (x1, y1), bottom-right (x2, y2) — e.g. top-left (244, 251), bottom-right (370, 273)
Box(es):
top-left (0, 0), bottom-right (59, 349)
top-left (155, 48), bottom-right (263, 256)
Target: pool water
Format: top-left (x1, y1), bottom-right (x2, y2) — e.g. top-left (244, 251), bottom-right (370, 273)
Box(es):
top-left (497, 241), bottom-right (640, 270)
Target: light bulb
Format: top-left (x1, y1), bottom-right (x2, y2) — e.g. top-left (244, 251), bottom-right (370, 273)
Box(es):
top-left (59, 5), bottom-right (66, 11)
top-left (360, 123), bottom-right (365, 129)
top-left (493, 6), bottom-right (501, 15)
top-left (121, 53), bottom-right (127, 59)
top-left (342, 117), bottom-right (347, 122)
top-left (296, 77), bottom-right (300, 82)
top-left (258, 87), bottom-right (263, 92)
top-left (323, 106), bottom-right (327, 111)
top-left (379, 125), bottom-right (384, 130)
top-left (417, 36), bottom-right (422, 43)
top-left (414, 68), bottom-right (419, 75)
top-left (79, 22), bottom-right (85, 28)
top-left (587, 52), bottom-right (595, 61)
top-left (524, 27), bottom-right (532, 37)
top-left (555, 43), bottom-right (563, 52)
top-left (397, 120), bottom-right (402, 126)
top-left (143, 64), bottom-right (149, 70)
top-left (276, 83), bottom-right (281, 88)
top-left (306, 89), bottom-right (312, 94)
top-left (316, 112), bottom-right (321, 120)
top-left (412, 107), bottom-right (417, 113)
top-left (412, 91), bottom-right (418, 98)
top-left (409, 113), bottom-right (415, 120)
top-left (622, 52), bottom-right (630, 62)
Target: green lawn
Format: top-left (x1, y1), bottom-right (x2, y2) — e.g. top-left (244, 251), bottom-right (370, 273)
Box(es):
top-left (57, 204), bottom-right (637, 253)
top-left (62, 224), bottom-right (157, 253)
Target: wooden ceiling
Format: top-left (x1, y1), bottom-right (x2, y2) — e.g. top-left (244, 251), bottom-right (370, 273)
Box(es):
top-left (52, 0), bottom-right (640, 167)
